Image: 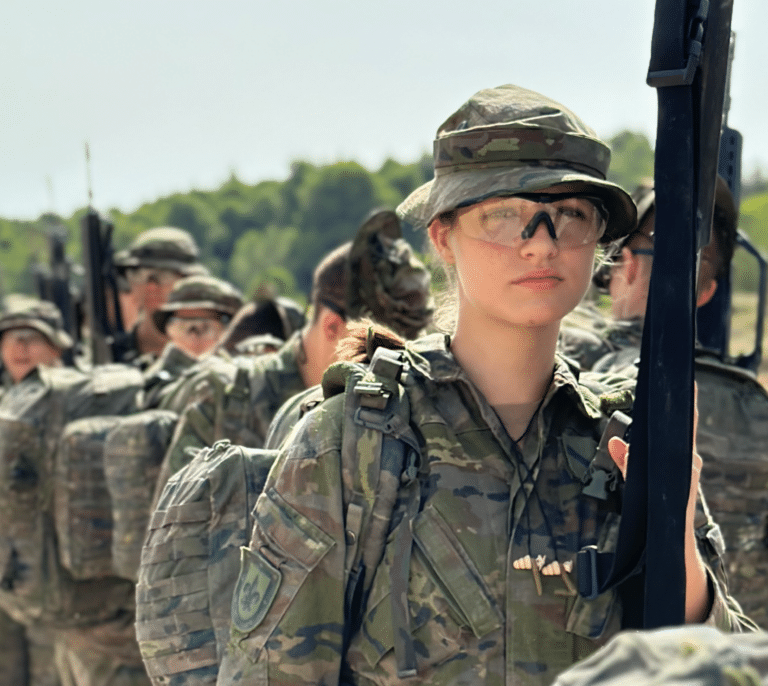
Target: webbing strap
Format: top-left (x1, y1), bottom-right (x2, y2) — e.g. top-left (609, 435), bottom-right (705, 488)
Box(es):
top-left (389, 473), bottom-right (419, 678)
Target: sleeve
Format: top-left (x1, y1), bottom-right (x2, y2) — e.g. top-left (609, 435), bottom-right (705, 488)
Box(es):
top-left (695, 489), bottom-right (760, 632)
top-left (218, 396), bottom-right (349, 686)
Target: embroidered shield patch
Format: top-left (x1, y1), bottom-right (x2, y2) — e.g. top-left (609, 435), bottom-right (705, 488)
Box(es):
top-left (231, 546), bottom-right (281, 634)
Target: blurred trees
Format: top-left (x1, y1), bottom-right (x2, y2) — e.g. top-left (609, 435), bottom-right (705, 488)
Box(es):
top-left (1, 134), bottom-right (765, 304)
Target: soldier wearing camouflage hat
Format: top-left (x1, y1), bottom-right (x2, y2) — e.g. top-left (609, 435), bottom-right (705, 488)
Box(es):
top-left (216, 84), bottom-right (746, 686)
top-left (141, 276), bottom-right (243, 409)
top-left (0, 293), bottom-right (72, 384)
top-left (113, 227), bottom-right (208, 365)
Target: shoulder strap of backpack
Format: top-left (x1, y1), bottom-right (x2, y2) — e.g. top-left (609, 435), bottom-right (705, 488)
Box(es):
top-left (326, 347), bottom-right (422, 678)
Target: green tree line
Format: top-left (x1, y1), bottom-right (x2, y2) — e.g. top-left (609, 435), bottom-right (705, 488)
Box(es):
top-left (1, 130), bottom-right (766, 301)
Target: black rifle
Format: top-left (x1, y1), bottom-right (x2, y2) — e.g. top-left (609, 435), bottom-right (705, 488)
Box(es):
top-left (695, 31), bottom-right (766, 374)
top-left (32, 221), bottom-right (80, 365)
top-left (80, 209), bottom-right (126, 364)
top-left (577, 0), bottom-right (734, 628)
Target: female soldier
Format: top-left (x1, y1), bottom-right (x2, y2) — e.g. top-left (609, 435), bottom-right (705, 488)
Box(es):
top-left (221, 84), bottom-right (745, 686)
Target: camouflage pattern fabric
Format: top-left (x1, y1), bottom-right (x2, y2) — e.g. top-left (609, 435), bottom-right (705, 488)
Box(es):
top-left (396, 84), bottom-right (636, 242)
top-left (0, 607), bottom-right (28, 685)
top-left (103, 410), bottom-right (179, 581)
top-left (553, 625), bottom-right (768, 686)
top-left (136, 441), bottom-right (278, 685)
top-left (153, 349), bottom-right (236, 415)
top-left (220, 333), bottom-right (744, 686)
top-left (151, 275), bottom-right (243, 335)
top-left (0, 293), bottom-right (73, 350)
top-left (53, 612), bottom-right (150, 686)
top-left (559, 315), bottom-right (643, 373)
top-left (561, 318), bottom-right (768, 628)
top-left (694, 355), bottom-right (768, 628)
top-left (26, 624), bottom-right (60, 686)
top-left (347, 209), bottom-right (434, 340)
top-left (153, 332), bottom-right (306, 499)
top-left (0, 364), bottom-right (142, 628)
top-left (114, 227), bottom-right (206, 276)
top-left (54, 416), bottom-right (126, 581)
top-left (141, 343), bottom-right (198, 410)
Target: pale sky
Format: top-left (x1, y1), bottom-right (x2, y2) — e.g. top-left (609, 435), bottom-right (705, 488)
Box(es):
top-left (2, 0), bottom-right (765, 220)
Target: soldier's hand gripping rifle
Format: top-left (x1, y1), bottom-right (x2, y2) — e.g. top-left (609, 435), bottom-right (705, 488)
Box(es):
top-left (577, 0), bottom-right (734, 628)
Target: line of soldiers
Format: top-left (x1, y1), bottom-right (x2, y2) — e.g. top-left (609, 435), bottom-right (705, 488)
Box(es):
top-left (0, 169), bottom-right (765, 685)
top-left (0, 209), bottom-right (434, 686)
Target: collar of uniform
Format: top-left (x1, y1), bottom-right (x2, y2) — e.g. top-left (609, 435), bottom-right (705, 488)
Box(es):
top-left (405, 332), bottom-right (602, 420)
top-left (276, 330), bottom-right (303, 371)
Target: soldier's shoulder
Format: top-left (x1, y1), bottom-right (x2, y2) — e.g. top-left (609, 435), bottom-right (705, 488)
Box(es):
top-left (553, 626), bottom-right (768, 686)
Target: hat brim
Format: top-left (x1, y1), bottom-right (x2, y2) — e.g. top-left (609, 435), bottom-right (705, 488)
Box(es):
top-left (0, 319), bottom-right (73, 350)
top-left (397, 165), bottom-right (636, 244)
top-left (152, 301), bottom-right (237, 334)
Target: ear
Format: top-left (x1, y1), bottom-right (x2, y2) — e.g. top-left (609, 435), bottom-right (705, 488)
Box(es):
top-left (321, 309), bottom-right (346, 343)
top-left (620, 246), bottom-right (639, 284)
top-left (428, 219), bottom-right (456, 264)
top-left (696, 277), bottom-right (718, 308)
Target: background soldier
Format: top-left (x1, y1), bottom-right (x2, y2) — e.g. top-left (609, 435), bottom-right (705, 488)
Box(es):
top-left (0, 294), bottom-right (72, 384)
top-left (142, 275), bottom-right (243, 409)
top-left (0, 294), bottom-right (73, 686)
top-left (113, 227), bottom-right (208, 366)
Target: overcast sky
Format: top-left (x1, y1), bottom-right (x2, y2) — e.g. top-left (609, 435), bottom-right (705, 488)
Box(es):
top-left (2, 0), bottom-right (765, 220)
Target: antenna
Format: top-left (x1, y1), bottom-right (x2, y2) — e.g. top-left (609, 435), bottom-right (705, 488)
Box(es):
top-left (46, 175), bottom-right (55, 214)
top-left (85, 142), bottom-right (93, 207)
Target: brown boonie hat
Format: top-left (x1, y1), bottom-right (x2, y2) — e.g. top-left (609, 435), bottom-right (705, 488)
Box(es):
top-left (114, 227), bottom-right (208, 275)
top-left (347, 209), bottom-right (434, 339)
top-left (397, 84), bottom-right (636, 243)
top-left (152, 276), bottom-right (244, 333)
top-left (0, 294), bottom-right (73, 350)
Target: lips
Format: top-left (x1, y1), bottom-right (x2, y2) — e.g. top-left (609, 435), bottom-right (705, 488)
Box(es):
top-left (511, 270), bottom-right (564, 285)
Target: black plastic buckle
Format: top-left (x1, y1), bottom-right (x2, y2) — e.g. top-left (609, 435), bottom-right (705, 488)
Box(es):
top-left (647, 0), bottom-right (709, 87)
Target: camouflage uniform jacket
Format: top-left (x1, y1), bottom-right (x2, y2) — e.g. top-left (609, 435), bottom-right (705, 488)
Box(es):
top-left (142, 342), bottom-right (198, 409)
top-left (589, 319), bottom-right (644, 376)
top-left (559, 316), bottom-right (644, 373)
top-left (222, 333), bottom-right (741, 686)
top-left (154, 333), bottom-right (306, 497)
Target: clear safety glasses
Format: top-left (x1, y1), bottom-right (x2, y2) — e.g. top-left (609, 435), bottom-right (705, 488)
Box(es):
top-left (165, 316), bottom-right (226, 341)
top-left (458, 193), bottom-right (609, 250)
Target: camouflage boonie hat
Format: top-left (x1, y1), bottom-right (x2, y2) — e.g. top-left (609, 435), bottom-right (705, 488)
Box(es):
top-left (0, 294), bottom-right (73, 350)
top-left (347, 209), bottom-right (434, 339)
top-left (152, 276), bottom-right (244, 333)
top-left (553, 626), bottom-right (768, 686)
top-left (114, 227), bottom-right (208, 275)
top-left (397, 84), bottom-right (636, 243)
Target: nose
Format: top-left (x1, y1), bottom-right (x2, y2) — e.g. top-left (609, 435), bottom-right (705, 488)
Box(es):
top-left (520, 212), bottom-right (559, 259)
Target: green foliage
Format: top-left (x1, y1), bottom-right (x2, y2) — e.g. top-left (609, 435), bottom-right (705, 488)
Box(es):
top-left (2, 137), bottom-right (764, 307)
top-left (605, 130), bottom-right (655, 192)
top-left (732, 191), bottom-right (768, 291)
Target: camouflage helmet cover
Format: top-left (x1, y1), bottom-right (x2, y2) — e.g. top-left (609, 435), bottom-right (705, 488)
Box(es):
top-left (397, 84), bottom-right (637, 243)
top-left (0, 294), bottom-right (73, 350)
top-left (347, 208), bottom-right (434, 339)
top-left (152, 275), bottom-right (244, 333)
top-left (114, 227), bottom-right (207, 275)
